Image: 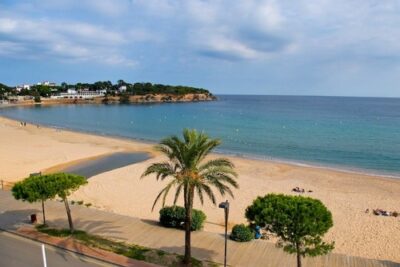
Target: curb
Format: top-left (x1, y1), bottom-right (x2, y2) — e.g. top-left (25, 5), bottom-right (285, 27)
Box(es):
top-left (0, 226), bottom-right (158, 267)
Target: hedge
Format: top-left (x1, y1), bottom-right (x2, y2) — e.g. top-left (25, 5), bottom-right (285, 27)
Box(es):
top-left (230, 224), bottom-right (253, 242)
top-left (159, 206), bottom-right (206, 231)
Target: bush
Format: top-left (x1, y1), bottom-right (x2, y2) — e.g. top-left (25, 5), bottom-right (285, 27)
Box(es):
top-left (159, 206), bottom-right (185, 228)
top-left (230, 224), bottom-right (253, 242)
top-left (159, 206), bottom-right (206, 231)
top-left (191, 209), bottom-right (207, 231)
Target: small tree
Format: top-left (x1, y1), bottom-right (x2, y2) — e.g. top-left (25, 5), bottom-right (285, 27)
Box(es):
top-left (12, 175), bottom-right (57, 225)
top-left (142, 129), bottom-right (238, 265)
top-left (245, 194), bottom-right (334, 267)
top-left (45, 173), bottom-right (87, 232)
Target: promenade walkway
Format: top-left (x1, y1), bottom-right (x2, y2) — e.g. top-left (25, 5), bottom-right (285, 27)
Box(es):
top-left (0, 190), bottom-right (398, 267)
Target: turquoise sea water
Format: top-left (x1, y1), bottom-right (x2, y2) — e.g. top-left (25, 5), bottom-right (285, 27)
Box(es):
top-left (1, 95), bottom-right (399, 176)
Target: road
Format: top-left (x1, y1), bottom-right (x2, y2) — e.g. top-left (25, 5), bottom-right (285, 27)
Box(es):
top-left (0, 231), bottom-right (117, 267)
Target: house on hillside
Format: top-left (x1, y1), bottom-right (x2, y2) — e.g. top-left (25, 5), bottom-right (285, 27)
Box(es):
top-left (118, 85), bottom-right (127, 92)
top-left (16, 84), bottom-right (31, 92)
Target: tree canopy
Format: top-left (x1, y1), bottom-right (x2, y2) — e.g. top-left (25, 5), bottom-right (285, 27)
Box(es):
top-left (46, 173), bottom-right (87, 199)
top-left (12, 175), bottom-right (56, 224)
top-left (0, 81), bottom-right (213, 98)
top-left (245, 194), bottom-right (334, 267)
top-left (12, 175), bottom-right (57, 203)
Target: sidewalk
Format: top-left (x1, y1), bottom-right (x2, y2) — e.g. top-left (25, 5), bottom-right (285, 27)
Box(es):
top-left (0, 190), bottom-right (398, 267)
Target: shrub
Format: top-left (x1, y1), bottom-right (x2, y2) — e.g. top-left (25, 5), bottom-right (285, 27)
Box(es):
top-left (159, 206), bottom-right (206, 231)
top-left (393, 211), bottom-right (398, 217)
top-left (159, 206), bottom-right (185, 228)
top-left (230, 224), bottom-right (253, 242)
top-left (191, 209), bottom-right (207, 231)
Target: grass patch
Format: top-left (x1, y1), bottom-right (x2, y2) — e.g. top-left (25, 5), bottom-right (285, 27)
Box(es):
top-left (35, 225), bottom-right (219, 266)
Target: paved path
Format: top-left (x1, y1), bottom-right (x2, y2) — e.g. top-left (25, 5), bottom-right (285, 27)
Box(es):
top-left (0, 191), bottom-right (398, 267)
top-left (0, 231), bottom-right (116, 267)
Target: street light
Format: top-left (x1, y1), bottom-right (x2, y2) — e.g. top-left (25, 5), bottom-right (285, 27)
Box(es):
top-left (219, 200), bottom-right (229, 267)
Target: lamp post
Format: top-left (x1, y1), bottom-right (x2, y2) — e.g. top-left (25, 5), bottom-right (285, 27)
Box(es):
top-left (219, 200), bottom-right (229, 267)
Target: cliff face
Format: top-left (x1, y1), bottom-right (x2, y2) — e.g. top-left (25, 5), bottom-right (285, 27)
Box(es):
top-left (97, 93), bottom-right (216, 104)
top-left (6, 93), bottom-right (216, 106)
top-left (130, 93), bottom-right (215, 103)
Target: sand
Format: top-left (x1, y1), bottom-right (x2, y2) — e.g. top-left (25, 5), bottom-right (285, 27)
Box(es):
top-left (0, 116), bottom-right (399, 262)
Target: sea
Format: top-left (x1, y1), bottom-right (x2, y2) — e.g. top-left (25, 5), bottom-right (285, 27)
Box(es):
top-left (1, 95), bottom-right (399, 177)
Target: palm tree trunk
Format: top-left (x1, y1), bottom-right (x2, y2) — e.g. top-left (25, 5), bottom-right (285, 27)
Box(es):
top-left (183, 186), bottom-right (194, 266)
top-left (296, 243), bottom-right (302, 267)
top-left (41, 200), bottom-right (46, 225)
top-left (63, 196), bottom-right (74, 233)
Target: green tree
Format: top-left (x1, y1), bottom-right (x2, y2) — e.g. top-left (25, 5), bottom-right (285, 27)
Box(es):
top-left (12, 175), bottom-right (57, 225)
top-left (49, 173), bottom-right (87, 232)
top-left (141, 129), bottom-right (238, 265)
top-left (32, 91), bottom-right (41, 103)
top-left (117, 79), bottom-right (126, 86)
top-left (245, 194), bottom-right (334, 267)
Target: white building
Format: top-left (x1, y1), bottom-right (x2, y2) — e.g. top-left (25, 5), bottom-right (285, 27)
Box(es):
top-left (53, 89), bottom-right (105, 99)
top-left (37, 81), bottom-right (56, 86)
top-left (15, 84), bottom-right (31, 92)
top-left (67, 89), bottom-right (77, 94)
top-left (118, 85), bottom-right (127, 92)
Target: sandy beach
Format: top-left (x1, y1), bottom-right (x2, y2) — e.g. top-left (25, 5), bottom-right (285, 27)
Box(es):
top-left (0, 116), bottom-right (399, 262)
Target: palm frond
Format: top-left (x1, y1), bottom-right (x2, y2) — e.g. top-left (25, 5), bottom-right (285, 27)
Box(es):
top-left (196, 186), bottom-right (204, 205)
top-left (151, 180), bottom-right (177, 211)
top-left (199, 158), bottom-right (235, 171)
top-left (199, 184), bottom-right (216, 205)
top-left (173, 183), bottom-right (183, 205)
top-left (141, 162), bottom-right (175, 180)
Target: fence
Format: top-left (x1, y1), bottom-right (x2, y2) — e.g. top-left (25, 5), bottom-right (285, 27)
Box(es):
top-left (1, 180), bottom-right (15, 191)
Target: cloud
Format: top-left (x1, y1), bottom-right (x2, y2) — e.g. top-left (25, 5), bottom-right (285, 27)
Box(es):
top-left (181, 0), bottom-right (293, 61)
top-left (0, 16), bottom-right (138, 66)
top-left (1, 0), bottom-right (400, 72)
top-left (0, 41), bottom-right (27, 56)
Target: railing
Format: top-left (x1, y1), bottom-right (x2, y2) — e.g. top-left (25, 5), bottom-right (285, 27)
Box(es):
top-left (1, 180), bottom-right (15, 191)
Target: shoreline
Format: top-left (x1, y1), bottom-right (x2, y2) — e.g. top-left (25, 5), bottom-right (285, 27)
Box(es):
top-left (0, 111), bottom-right (399, 180)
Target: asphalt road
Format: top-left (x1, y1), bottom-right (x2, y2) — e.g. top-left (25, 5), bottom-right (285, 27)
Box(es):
top-left (0, 231), bottom-right (117, 267)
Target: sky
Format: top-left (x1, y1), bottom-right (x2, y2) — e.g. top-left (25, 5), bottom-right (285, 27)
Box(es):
top-left (0, 0), bottom-right (400, 97)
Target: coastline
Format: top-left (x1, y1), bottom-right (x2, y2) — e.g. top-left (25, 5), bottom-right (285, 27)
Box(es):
top-left (1, 115), bottom-right (400, 262)
top-left (1, 109), bottom-right (399, 180)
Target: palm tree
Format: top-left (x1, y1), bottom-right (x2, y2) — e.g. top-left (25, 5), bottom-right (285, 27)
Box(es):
top-left (142, 129), bottom-right (238, 265)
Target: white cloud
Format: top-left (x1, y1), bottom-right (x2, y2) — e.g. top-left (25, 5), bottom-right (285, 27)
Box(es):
top-left (0, 41), bottom-right (27, 56)
top-left (2, 0), bottom-right (400, 66)
top-left (0, 17), bottom-right (139, 66)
